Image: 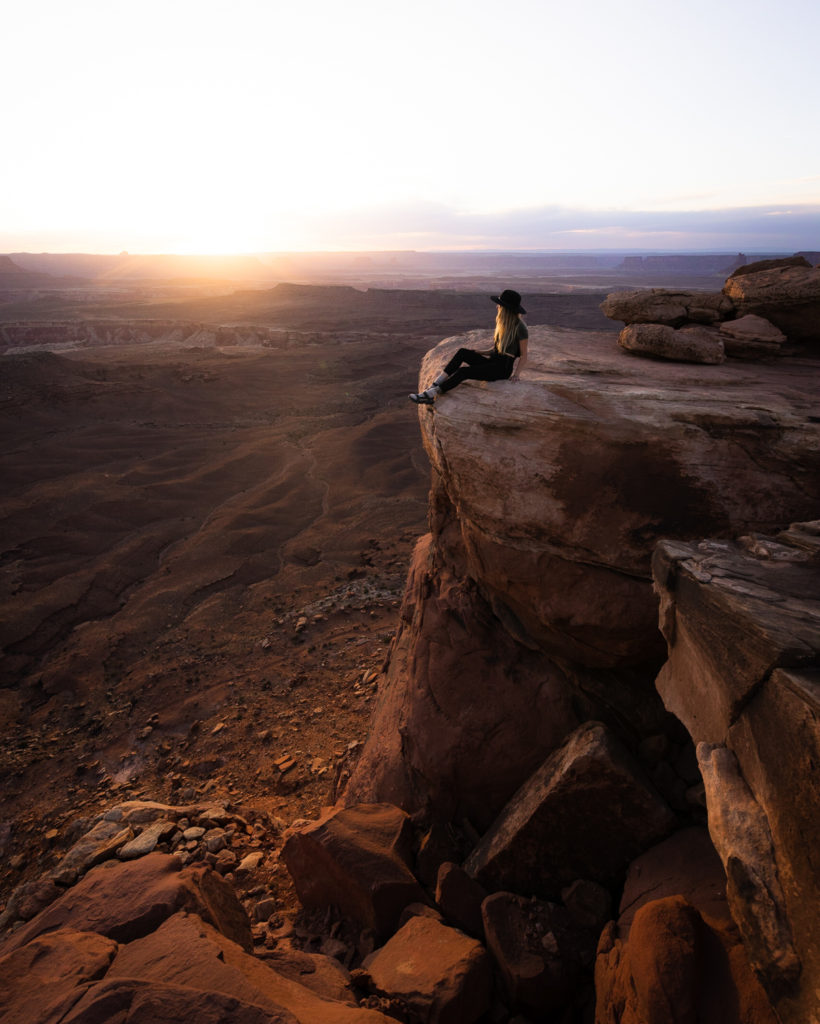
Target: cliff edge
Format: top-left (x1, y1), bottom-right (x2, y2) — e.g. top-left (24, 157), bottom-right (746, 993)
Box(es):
top-left (346, 325), bottom-right (818, 824)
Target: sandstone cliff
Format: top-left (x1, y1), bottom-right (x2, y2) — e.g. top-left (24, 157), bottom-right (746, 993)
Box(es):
top-left (346, 325), bottom-right (818, 823)
top-left (342, 317), bottom-right (819, 1021)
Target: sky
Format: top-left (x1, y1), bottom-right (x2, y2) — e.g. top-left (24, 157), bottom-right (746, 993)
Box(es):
top-left (3, 0), bottom-right (819, 254)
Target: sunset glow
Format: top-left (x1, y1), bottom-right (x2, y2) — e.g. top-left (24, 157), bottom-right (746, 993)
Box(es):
top-left (3, 0), bottom-right (819, 253)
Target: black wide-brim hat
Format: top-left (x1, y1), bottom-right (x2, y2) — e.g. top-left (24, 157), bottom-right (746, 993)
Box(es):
top-left (491, 289), bottom-right (526, 314)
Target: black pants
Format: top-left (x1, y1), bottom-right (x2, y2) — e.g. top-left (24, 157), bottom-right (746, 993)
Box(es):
top-left (438, 348), bottom-right (514, 393)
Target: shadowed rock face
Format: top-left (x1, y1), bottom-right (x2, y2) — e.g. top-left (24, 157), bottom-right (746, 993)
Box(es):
top-left (653, 529), bottom-right (820, 1022)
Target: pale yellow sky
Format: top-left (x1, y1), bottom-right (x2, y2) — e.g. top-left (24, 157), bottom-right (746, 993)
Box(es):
top-left (3, 0), bottom-right (819, 252)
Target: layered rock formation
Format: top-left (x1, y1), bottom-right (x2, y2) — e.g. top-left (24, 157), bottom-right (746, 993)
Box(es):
top-left (653, 526), bottom-right (820, 1021)
top-left (335, 309), bottom-right (819, 1019)
top-left (602, 256), bottom-right (819, 361)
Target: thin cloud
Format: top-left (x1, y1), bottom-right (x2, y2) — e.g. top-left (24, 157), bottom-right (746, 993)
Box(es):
top-left (299, 202), bottom-right (820, 252)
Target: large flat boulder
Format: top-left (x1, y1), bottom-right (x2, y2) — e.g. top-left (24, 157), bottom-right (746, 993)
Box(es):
top-left (62, 978), bottom-right (298, 1024)
top-left (601, 289), bottom-right (734, 326)
top-left (106, 910), bottom-right (390, 1024)
top-left (618, 323), bottom-right (725, 363)
top-left (718, 314), bottom-right (787, 358)
top-left (464, 722), bottom-right (675, 897)
top-left (281, 804), bottom-right (427, 942)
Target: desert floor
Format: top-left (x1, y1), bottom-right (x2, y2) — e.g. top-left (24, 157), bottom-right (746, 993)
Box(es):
top-left (0, 285), bottom-right (615, 913)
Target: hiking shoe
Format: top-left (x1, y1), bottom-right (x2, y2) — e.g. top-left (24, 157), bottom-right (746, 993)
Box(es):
top-left (409, 392), bottom-right (434, 405)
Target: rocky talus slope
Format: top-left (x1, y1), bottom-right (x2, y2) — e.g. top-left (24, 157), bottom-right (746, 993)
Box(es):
top-left (2, 260), bottom-right (818, 1023)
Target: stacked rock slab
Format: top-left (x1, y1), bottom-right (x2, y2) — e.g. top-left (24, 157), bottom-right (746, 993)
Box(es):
top-left (601, 256), bottom-right (819, 362)
top-left (652, 524), bottom-right (820, 1023)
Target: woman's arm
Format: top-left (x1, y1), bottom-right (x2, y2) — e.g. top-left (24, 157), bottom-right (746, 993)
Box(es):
top-left (510, 336), bottom-right (528, 380)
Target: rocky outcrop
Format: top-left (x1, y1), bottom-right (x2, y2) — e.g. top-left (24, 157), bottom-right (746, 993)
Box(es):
top-left (0, 853), bottom-right (394, 1024)
top-left (724, 261), bottom-right (820, 343)
top-left (346, 326), bottom-right (819, 824)
top-left (594, 828), bottom-right (779, 1024)
top-left (335, 310), bottom-right (818, 1021)
top-left (602, 257), bottom-right (820, 360)
top-left (653, 526), bottom-right (820, 1022)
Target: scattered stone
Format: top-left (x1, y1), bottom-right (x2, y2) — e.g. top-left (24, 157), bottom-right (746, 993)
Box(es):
top-left (254, 897), bottom-right (277, 923)
top-left (52, 819), bottom-right (133, 877)
top-left (238, 851), bottom-right (265, 873)
top-left (282, 804), bottom-right (427, 942)
top-left (204, 828), bottom-right (227, 854)
top-left (215, 849), bottom-right (238, 875)
top-left (211, 722), bottom-right (227, 735)
top-left (363, 915), bottom-right (491, 1024)
top-left (118, 819), bottom-right (177, 860)
top-left (465, 722), bottom-right (675, 898)
top-left (183, 826), bottom-right (206, 841)
top-left (274, 755), bottom-right (297, 774)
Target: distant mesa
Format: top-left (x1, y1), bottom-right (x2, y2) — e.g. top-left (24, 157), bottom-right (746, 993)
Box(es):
top-left (616, 252), bottom-right (748, 276)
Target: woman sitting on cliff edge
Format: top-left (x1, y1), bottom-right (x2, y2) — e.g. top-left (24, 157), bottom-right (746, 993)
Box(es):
top-left (409, 289), bottom-right (529, 405)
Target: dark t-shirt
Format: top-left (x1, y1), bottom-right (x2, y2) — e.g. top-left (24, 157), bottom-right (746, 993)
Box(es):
top-left (494, 320), bottom-right (528, 358)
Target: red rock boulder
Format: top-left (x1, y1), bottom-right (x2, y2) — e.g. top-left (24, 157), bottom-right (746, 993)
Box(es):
top-left (282, 804), bottom-right (427, 942)
top-left (362, 915), bottom-right (491, 1024)
top-left (465, 722), bottom-right (675, 898)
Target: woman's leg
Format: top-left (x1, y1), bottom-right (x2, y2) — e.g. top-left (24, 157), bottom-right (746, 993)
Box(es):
top-left (443, 347), bottom-right (488, 376)
top-left (438, 355), bottom-right (512, 393)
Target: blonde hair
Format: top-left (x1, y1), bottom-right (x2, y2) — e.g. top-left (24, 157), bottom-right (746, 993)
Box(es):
top-left (494, 305), bottom-right (521, 355)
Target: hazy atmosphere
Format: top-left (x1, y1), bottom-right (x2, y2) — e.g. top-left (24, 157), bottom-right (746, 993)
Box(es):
top-left (3, 0), bottom-right (819, 253)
